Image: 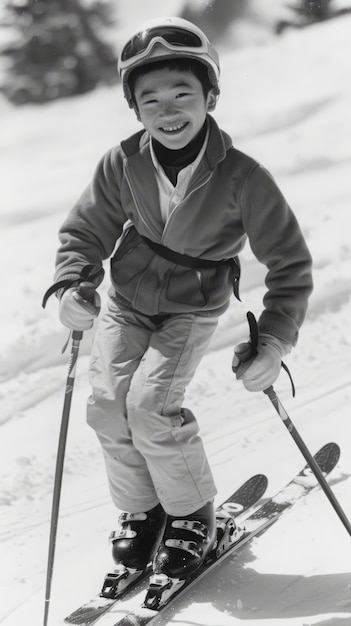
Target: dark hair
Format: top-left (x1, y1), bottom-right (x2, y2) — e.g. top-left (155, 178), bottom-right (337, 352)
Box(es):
top-left (128, 57), bottom-right (213, 104)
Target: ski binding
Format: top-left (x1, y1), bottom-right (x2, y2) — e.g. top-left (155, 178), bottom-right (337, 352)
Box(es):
top-left (100, 565), bottom-right (144, 599)
top-left (213, 511), bottom-right (246, 558)
top-left (143, 574), bottom-right (184, 610)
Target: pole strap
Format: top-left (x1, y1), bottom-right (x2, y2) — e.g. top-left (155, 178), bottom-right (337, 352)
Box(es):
top-left (246, 311), bottom-right (295, 397)
top-left (42, 265), bottom-right (104, 308)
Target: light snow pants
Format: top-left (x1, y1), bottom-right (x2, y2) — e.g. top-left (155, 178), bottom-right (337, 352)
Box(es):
top-left (87, 298), bottom-right (218, 516)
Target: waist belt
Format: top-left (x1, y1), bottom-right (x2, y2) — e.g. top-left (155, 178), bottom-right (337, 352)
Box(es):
top-left (141, 235), bottom-right (241, 301)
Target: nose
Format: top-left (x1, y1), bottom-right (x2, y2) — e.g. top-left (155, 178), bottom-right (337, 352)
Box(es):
top-left (159, 99), bottom-right (177, 116)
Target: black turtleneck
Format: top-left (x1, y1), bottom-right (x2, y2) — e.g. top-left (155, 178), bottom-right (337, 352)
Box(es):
top-left (152, 120), bottom-right (208, 186)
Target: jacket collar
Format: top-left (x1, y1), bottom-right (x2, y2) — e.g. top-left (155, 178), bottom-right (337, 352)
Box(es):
top-left (120, 116), bottom-right (233, 240)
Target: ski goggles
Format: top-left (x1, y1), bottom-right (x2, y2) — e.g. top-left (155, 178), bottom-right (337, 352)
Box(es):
top-left (119, 26), bottom-right (215, 69)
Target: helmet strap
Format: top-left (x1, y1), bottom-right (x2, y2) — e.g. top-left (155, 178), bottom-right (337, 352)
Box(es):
top-left (133, 104), bottom-right (141, 121)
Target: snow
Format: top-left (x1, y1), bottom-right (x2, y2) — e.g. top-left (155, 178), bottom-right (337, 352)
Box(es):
top-left (1, 10), bottom-right (351, 626)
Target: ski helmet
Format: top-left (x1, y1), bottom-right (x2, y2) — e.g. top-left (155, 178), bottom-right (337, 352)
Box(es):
top-left (118, 17), bottom-right (220, 108)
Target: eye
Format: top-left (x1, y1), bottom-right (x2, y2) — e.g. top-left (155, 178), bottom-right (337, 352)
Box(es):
top-left (142, 98), bottom-right (158, 106)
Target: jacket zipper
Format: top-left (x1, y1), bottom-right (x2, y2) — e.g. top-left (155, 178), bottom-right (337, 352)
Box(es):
top-left (161, 171), bottom-right (213, 243)
top-left (125, 160), bottom-right (214, 249)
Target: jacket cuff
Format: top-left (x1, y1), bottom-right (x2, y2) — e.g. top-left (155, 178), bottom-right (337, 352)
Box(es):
top-left (259, 333), bottom-right (292, 357)
top-left (258, 311), bottom-right (299, 347)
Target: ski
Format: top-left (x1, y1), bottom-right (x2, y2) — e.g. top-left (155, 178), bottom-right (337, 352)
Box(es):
top-left (110, 441), bottom-right (340, 626)
top-left (64, 473), bottom-right (268, 625)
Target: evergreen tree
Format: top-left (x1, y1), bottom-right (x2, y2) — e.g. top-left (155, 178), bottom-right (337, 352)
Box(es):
top-left (180, 0), bottom-right (248, 43)
top-left (276, 0), bottom-right (351, 34)
top-left (293, 0), bottom-right (333, 20)
top-left (1, 0), bottom-right (118, 105)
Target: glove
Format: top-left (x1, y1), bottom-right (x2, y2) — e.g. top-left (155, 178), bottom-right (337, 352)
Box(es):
top-left (59, 282), bottom-right (101, 331)
top-left (232, 333), bottom-right (291, 392)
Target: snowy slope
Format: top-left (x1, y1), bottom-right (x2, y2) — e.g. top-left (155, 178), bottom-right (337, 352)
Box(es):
top-left (1, 12), bottom-right (351, 626)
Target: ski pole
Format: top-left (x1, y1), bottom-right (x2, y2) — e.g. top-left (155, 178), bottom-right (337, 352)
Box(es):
top-left (43, 283), bottom-right (99, 626)
top-left (234, 312), bottom-right (351, 538)
top-left (43, 329), bottom-right (82, 626)
top-left (264, 385), bottom-right (351, 537)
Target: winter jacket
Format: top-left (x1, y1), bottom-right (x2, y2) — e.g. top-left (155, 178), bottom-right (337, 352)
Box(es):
top-left (55, 115), bottom-right (313, 346)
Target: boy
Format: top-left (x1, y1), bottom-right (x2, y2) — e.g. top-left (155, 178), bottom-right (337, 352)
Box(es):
top-left (51, 17), bottom-right (313, 584)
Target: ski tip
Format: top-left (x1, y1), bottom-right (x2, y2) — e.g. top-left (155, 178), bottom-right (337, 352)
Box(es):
top-left (250, 474), bottom-right (269, 486)
top-left (314, 442), bottom-right (340, 472)
top-left (298, 442), bottom-right (341, 480)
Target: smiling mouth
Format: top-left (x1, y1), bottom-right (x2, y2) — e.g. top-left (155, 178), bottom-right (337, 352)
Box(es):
top-left (160, 122), bottom-right (188, 134)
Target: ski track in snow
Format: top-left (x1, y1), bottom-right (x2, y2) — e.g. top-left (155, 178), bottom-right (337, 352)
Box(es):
top-left (1, 10), bottom-right (351, 626)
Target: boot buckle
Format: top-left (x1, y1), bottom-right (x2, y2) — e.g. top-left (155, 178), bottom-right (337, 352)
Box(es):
top-left (165, 538), bottom-right (202, 558)
top-left (171, 519), bottom-right (208, 539)
top-left (109, 528), bottom-right (137, 542)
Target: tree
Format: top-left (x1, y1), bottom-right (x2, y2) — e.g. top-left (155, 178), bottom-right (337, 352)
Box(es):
top-left (1, 0), bottom-right (118, 105)
top-left (276, 0), bottom-right (351, 34)
top-left (292, 0), bottom-right (333, 20)
top-left (180, 0), bottom-right (249, 43)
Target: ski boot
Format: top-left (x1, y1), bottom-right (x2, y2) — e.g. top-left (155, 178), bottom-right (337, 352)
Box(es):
top-left (101, 503), bottom-right (167, 599)
top-left (144, 502), bottom-right (216, 609)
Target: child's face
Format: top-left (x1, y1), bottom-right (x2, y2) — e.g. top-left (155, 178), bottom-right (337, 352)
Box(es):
top-left (133, 67), bottom-right (216, 150)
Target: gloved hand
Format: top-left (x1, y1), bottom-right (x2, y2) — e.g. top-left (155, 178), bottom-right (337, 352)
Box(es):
top-left (59, 282), bottom-right (101, 331)
top-left (232, 333), bottom-right (291, 392)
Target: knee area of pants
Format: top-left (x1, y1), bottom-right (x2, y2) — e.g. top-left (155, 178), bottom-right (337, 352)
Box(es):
top-left (127, 382), bottom-right (163, 416)
top-left (86, 395), bottom-right (120, 427)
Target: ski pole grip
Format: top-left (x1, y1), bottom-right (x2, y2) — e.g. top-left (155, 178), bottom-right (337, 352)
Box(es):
top-left (77, 281), bottom-right (97, 302)
top-left (246, 311), bottom-right (258, 355)
top-left (73, 281), bottom-right (101, 316)
top-left (232, 312), bottom-right (258, 373)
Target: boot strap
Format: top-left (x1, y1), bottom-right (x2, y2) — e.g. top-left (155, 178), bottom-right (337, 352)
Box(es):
top-left (171, 519), bottom-right (208, 539)
top-left (165, 539), bottom-right (202, 558)
top-left (119, 512), bottom-right (148, 522)
top-left (109, 528), bottom-right (137, 541)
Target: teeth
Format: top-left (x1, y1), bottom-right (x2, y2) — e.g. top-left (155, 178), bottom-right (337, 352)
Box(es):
top-left (162, 123), bottom-right (185, 132)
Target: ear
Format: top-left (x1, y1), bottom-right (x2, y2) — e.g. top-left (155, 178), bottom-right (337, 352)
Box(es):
top-left (133, 106), bottom-right (141, 122)
top-left (207, 89), bottom-right (218, 112)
